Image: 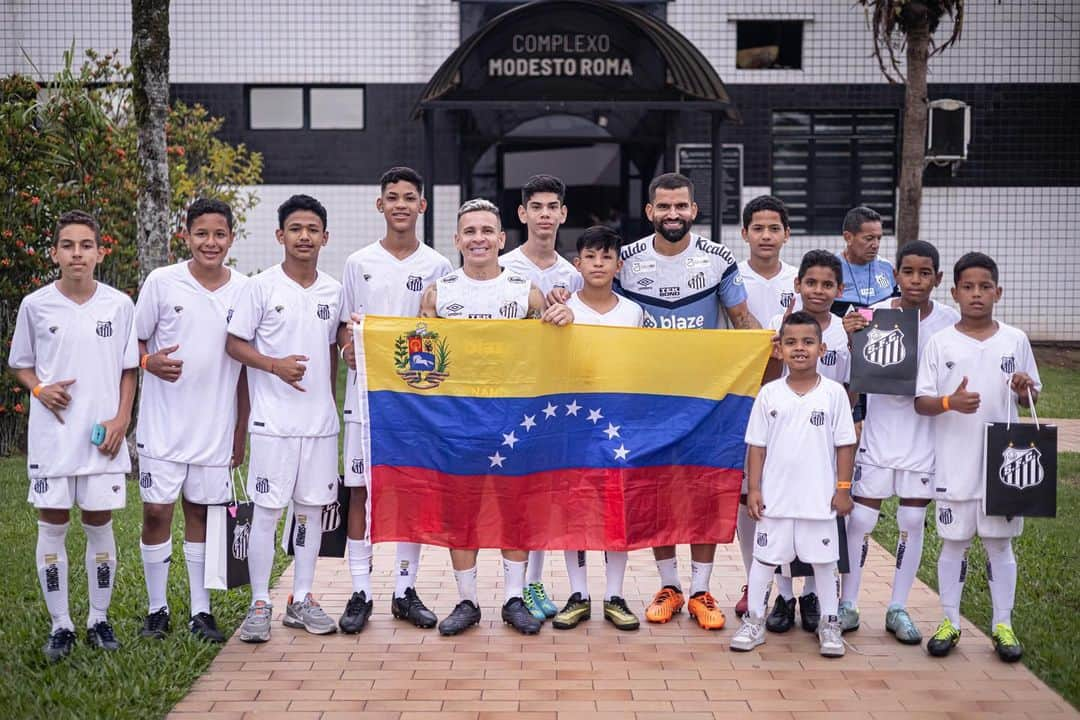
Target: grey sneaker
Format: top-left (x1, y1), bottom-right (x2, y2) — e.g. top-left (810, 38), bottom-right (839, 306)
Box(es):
top-left (283, 593), bottom-right (338, 635)
top-left (838, 600), bottom-right (860, 633)
top-left (729, 614), bottom-right (766, 651)
top-left (239, 601), bottom-right (273, 643)
top-left (818, 615), bottom-right (845, 657)
top-left (885, 605), bottom-right (922, 645)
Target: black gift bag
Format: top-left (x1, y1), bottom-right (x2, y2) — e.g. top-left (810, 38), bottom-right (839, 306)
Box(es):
top-left (285, 475), bottom-right (350, 558)
top-left (984, 401), bottom-right (1057, 518)
top-left (849, 308), bottom-right (919, 396)
top-left (206, 476), bottom-right (254, 590)
top-left (787, 516), bottom-right (850, 577)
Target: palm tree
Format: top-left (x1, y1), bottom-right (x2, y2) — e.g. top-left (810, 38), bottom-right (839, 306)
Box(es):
top-left (857, 0), bottom-right (964, 246)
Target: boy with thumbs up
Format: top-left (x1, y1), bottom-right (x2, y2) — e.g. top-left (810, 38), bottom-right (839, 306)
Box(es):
top-left (914, 252), bottom-right (1041, 663)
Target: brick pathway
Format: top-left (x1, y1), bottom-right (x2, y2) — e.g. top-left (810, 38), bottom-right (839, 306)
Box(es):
top-left (170, 540), bottom-right (1076, 719)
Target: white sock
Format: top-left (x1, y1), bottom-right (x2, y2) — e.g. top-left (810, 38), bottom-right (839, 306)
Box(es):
top-left (184, 541), bottom-right (210, 616)
top-left (801, 576), bottom-right (817, 596)
top-left (840, 502), bottom-right (880, 606)
top-left (938, 539), bottom-right (970, 626)
top-left (983, 537), bottom-right (1017, 627)
top-left (394, 542), bottom-right (421, 598)
top-left (84, 521), bottom-right (117, 626)
top-left (656, 556), bottom-right (680, 591)
top-left (454, 565), bottom-right (479, 605)
top-left (564, 550), bottom-right (589, 599)
top-left (503, 557), bottom-right (527, 602)
top-left (812, 562), bottom-right (839, 618)
top-left (890, 505), bottom-right (927, 608)
top-left (248, 505), bottom-right (281, 604)
top-left (747, 560), bottom-right (775, 618)
top-left (690, 561), bottom-right (712, 596)
top-left (348, 538), bottom-right (373, 597)
top-left (776, 574), bottom-right (794, 600)
top-left (526, 550), bottom-right (545, 584)
top-left (603, 551), bottom-right (628, 601)
top-left (737, 503), bottom-right (756, 575)
top-left (140, 539), bottom-right (172, 613)
top-left (291, 503), bottom-right (322, 601)
top-left (37, 521), bottom-right (73, 632)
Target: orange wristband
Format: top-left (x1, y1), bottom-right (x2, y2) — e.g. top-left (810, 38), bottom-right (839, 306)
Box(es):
top-left (941, 395), bottom-right (951, 411)
top-left (32, 384), bottom-right (43, 398)
top-left (140, 354), bottom-right (149, 369)
top-left (836, 481), bottom-right (852, 490)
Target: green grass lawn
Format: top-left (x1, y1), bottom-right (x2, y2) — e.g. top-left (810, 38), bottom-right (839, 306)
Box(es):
top-left (1025, 349), bottom-right (1080, 419)
top-left (871, 451), bottom-right (1080, 708)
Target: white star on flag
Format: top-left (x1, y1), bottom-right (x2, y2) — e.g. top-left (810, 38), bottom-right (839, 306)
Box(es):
top-left (542, 402), bottom-right (558, 419)
top-left (520, 414), bottom-right (536, 431)
top-left (488, 451), bottom-right (506, 468)
top-left (587, 408), bottom-right (604, 424)
top-left (604, 423), bottom-right (621, 439)
top-left (501, 431), bottom-right (518, 449)
top-left (613, 444), bottom-right (630, 461)
top-left (565, 400), bottom-right (581, 416)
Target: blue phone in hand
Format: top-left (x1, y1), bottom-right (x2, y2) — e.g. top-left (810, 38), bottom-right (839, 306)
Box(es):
top-left (91, 423), bottom-right (106, 446)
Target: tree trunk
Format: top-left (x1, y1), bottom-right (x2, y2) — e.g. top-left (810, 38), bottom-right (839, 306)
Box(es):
top-left (896, 14), bottom-right (931, 247)
top-left (131, 0), bottom-right (171, 286)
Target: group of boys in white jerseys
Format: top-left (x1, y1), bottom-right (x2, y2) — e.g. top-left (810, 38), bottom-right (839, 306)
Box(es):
top-left (12, 168), bottom-right (1040, 665)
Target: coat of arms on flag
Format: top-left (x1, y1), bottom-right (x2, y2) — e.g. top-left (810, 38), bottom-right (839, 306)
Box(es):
top-left (394, 322), bottom-right (450, 389)
top-left (862, 325), bottom-right (906, 368)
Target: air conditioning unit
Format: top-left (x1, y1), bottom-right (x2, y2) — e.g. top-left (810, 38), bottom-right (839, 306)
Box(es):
top-left (926, 99), bottom-right (971, 163)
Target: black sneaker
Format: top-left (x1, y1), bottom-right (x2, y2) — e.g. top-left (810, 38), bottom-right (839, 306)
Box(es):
top-left (438, 600), bottom-right (482, 636)
top-left (339, 591), bottom-right (374, 634)
top-left (799, 592), bottom-right (821, 633)
top-left (391, 587), bottom-right (438, 628)
top-left (43, 628), bottom-right (76, 663)
top-left (189, 612), bottom-right (226, 643)
top-left (501, 597), bottom-right (542, 635)
top-left (765, 596), bottom-right (796, 633)
top-left (87, 620), bottom-right (121, 651)
top-left (140, 607), bottom-right (171, 639)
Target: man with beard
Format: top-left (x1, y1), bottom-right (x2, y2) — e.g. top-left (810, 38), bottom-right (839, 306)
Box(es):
top-left (615, 172), bottom-right (759, 632)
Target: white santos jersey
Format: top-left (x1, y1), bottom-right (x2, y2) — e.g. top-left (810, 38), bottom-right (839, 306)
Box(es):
top-left (435, 268), bottom-right (532, 319)
top-left (566, 292), bottom-right (643, 328)
top-left (228, 264), bottom-right (342, 438)
top-left (859, 300), bottom-right (961, 473)
top-left (769, 311), bottom-right (851, 385)
top-left (135, 262), bottom-right (248, 465)
top-left (340, 241), bottom-right (451, 424)
top-left (916, 322), bottom-right (1041, 501)
top-left (745, 377), bottom-right (857, 520)
top-left (738, 260), bottom-right (797, 326)
top-left (499, 246), bottom-right (583, 295)
top-left (9, 282), bottom-right (138, 478)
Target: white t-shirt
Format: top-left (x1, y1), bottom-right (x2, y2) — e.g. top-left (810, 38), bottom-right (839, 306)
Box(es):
top-left (8, 282), bottom-right (139, 477)
top-left (340, 241), bottom-right (451, 423)
top-left (435, 268), bottom-right (532, 319)
top-left (228, 264), bottom-right (342, 438)
top-left (768, 311), bottom-right (851, 385)
top-left (134, 262), bottom-right (248, 466)
top-left (745, 377), bottom-right (858, 520)
top-left (738, 260), bottom-right (797, 327)
top-left (566, 292), bottom-right (644, 328)
top-left (916, 322), bottom-right (1042, 500)
top-left (859, 300), bottom-right (961, 473)
top-left (499, 246), bottom-right (583, 295)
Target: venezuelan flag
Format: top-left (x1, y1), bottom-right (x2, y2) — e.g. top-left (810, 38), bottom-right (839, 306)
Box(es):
top-left (357, 316), bottom-right (772, 551)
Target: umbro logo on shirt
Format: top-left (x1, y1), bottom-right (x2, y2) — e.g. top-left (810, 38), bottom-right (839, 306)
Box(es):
top-left (48, 326), bottom-right (59, 334)
top-left (274, 305), bottom-right (285, 313)
top-left (406, 275), bottom-right (423, 292)
top-left (363, 273), bottom-right (372, 281)
top-left (945, 361), bottom-right (955, 369)
top-left (446, 303), bottom-right (464, 313)
top-left (173, 305), bottom-right (184, 314)
top-left (96, 320), bottom-right (113, 338)
top-left (316, 304), bottom-right (331, 320)
top-left (637, 278), bottom-right (654, 288)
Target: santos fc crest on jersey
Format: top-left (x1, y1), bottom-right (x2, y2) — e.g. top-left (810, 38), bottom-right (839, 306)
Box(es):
top-left (394, 322), bottom-right (451, 390)
top-left (863, 326), bottom-right (906, 368)
top-left (999, 443), bottom-right (1044, 490)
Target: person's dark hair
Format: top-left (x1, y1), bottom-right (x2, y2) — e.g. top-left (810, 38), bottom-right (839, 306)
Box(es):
top-left (781, 310), bottom-right (822, 340)
top-left (521, 174), bottom-right (565, 205)
top-left (379, 166), bottom-right (424, 196)
top-left (54, 210), bottom-right (100, 246)
top-left (648, 172), bottom-right (694, 202)
top-left (741, 195), bottom-right (789, 230)
top-left (842, 206), bottom-right (882, 235)
top-left (797, 249), bottom-right (843, 284)
top-left (577, 225), bottom-right (622, 255)
top-left (186, 198), bottom-right (234, 231)
top-left (277, 194), bottom-right (327, 230)
top-left (953, 251), bottom-right (999, 284)
top-left (896, 240), bottom-right (940, 273)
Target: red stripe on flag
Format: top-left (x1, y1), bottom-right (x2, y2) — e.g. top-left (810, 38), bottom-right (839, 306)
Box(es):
top-left (370, 465), bottom-right (741, 551)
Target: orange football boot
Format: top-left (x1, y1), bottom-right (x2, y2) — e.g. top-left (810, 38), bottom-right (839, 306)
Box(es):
top-left (645, 585), bottom-right (685, 623)
top-left (688, 591), bottom-right (726, 630)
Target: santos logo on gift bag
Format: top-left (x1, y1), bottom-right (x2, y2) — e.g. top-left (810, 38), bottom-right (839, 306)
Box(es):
top-left (322, 496), bottom-right (342, 533)
top-left (998, 443), bottom-right (1044, 490)
top-left (284, 475), bottom-right (350, 558)
top-left (984, 388), bottom-right (1057, 518)
top-left (849, 308), bottom-right (919, 396)
top-left (863, 326), bottom-right (906, 368)
top-left (232, 514), bottom-right (251, 561)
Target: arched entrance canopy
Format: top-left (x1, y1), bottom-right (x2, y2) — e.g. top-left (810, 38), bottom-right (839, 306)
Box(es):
top-left (415, 0), bottom-right (740, 245)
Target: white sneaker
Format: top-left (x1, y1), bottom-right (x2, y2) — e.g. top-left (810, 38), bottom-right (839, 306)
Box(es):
top-left (818, 615), bottom-right (845, 657)
top-left (730, 614), bottom-right (766, 651)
